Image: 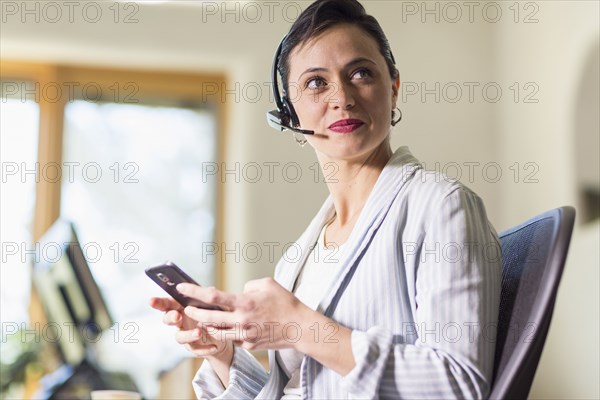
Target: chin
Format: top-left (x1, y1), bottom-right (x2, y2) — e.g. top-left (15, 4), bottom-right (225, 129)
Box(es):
top-left (324, 143), bottom-right (376, 161)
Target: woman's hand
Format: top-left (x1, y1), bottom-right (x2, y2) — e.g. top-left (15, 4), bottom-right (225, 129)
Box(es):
top-left (149, 296), bottom-right (233, 362)
top-left (175, 278), bottom-right (356, 376)
top-left (177, 278), bottom-right (316, 352)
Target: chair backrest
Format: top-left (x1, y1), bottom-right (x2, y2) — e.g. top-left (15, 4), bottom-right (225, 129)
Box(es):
top-left (489, 206), bottom-right (576, 399)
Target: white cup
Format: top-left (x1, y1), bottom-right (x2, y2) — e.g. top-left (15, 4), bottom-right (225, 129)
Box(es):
top-left (90, 390), bottom-right (142, 400)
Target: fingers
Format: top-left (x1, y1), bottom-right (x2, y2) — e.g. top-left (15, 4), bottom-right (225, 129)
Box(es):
top-left (175, 328), bottom-right (200, 345)
top-left (177, 330), bottom-right (223, 356)
top-left (162, 310), bottom-right (183, 327)
top-left (176, 283), bottom-right (238, 310)
top-left (149, 297), bottom-right (182, 312)
top-left (204, 327), bottom-right (247, 342)
top-left (183, 306), bottom-right (239, 328)
top-left (175, 328), bottom-right (230, 355)
top-left (202, 326), bottom-right (261, 351)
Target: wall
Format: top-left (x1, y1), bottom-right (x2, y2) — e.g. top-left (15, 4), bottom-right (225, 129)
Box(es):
top-left (1, 0), bottom-right (598, 398)
top-left (494, 1), bottom-right (599, 397)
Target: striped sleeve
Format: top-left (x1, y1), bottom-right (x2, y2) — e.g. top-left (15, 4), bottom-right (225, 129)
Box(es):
top-left (192, 347), bottom-right (269, 399)
top-left (341, 186), bottom-right (501, 399)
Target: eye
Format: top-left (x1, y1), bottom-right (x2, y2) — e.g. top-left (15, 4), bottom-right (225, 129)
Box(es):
top-left (351, 68), bottom-right (372, 80)
top-left (306, 76), bottom-right (327, 90)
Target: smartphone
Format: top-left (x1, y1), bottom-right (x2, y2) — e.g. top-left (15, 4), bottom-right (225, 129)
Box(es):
top-left (145, 261), bottom-right (223, 310)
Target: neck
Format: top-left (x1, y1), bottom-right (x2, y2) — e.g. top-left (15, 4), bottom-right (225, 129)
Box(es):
top-left (318, 141), bottom-right (393, 226)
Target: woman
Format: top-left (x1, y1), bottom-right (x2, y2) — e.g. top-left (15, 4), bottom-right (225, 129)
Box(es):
top-left (151, 0), bottom-right (501, 398)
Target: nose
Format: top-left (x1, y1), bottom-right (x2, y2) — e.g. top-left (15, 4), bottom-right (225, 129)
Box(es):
top-left (328, 80), bottom-right (355, 110)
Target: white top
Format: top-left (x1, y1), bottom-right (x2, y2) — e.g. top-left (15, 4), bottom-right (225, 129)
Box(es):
top-left (277, 221), bottom-right (345, 399)
top-left (192, 146), bottom-right (502, 399)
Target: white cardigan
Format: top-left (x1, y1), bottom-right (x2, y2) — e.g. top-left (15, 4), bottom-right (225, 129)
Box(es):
top-left (193, 146), bottom-right (501, 399)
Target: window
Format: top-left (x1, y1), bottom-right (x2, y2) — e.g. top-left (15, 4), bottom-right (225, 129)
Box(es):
top-left (0, 62), bottom-right (226, 398)
top-left (0, 81), bottom-right (40, 328)
top-left (61, 100), bottom-right (218, 393)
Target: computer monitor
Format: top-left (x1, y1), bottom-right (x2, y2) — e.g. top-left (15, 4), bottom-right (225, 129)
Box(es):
top-left (32, 218), bottom-right (113, 366)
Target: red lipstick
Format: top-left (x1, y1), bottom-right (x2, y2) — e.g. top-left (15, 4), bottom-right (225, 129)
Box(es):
top-left (328, 119), bottom-right (365, 134)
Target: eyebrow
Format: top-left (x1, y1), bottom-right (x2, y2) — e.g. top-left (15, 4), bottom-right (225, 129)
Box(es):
top-left (298, 57), bottom-right (377, 80)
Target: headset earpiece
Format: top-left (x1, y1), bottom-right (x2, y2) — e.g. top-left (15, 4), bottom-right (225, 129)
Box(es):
top-left (282, 94), bottom-right (300, 128)
top-left (267, 35), bottom-right (314, 135)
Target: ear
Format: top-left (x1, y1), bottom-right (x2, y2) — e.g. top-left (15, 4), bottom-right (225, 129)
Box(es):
top-left (391, 75), bottom-right (400, 110)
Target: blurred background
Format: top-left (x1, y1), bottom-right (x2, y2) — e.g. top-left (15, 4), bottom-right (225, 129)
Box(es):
top-left (1, 0), bottom-right (598, 399)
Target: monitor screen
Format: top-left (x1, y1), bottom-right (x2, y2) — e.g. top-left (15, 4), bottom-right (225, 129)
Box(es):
top-left (33, 219), bottom-right (112, 366)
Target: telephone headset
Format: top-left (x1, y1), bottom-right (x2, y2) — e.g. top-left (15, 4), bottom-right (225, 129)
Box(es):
top-left (266, 35), bottom-right (315, 135)
top-left (266, 35), bottom-right (402, 136)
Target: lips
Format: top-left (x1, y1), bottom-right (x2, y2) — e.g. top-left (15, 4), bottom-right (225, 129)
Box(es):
top-left (328, 119), bottom-right (365, 134)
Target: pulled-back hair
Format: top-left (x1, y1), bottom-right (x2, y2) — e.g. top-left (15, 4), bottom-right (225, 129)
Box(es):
top-left (278, 0), bottom-right (398, 93)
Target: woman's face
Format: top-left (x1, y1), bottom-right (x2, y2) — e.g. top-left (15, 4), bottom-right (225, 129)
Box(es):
top-left (287, 23), bottom-right (399, 163)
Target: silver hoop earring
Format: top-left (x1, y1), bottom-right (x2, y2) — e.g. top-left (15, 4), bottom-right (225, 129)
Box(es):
top-left (391, 107), bottom-right (403, 126)
top-left (293, 133), bottom-right (308, 147)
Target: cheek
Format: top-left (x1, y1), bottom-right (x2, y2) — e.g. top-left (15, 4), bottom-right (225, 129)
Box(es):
top-left (374, 84), bottom-right (393, 106)
top-left (366, 88), bottom-right (393, 124)
top-left (293, 97), bottom-right (324, 126)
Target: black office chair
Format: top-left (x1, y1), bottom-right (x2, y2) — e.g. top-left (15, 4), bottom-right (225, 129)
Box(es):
top-left (489, 206), bottom-right (576, 399)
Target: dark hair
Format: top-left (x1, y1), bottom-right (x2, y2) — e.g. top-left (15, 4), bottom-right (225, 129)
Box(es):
top-left (278, 0), bottom-right (398, 94)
